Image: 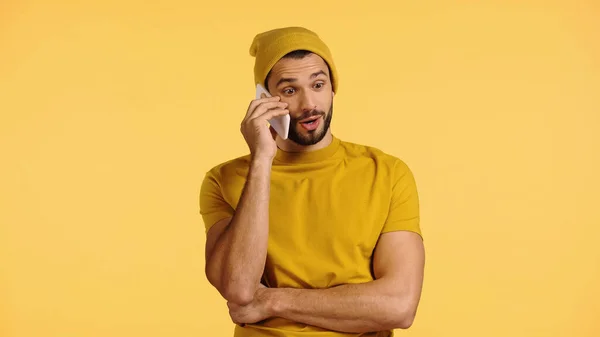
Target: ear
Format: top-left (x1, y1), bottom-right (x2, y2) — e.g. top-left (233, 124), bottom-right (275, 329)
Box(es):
top-left (331, 91), bottom-right (335, 98)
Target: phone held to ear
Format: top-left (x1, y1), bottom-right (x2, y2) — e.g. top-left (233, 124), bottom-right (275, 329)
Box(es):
top-left (256, 84), bottom-right (290, 140)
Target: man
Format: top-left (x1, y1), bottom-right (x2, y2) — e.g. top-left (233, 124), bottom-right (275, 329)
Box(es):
top-left (199, 26), bottom-right (425, 337)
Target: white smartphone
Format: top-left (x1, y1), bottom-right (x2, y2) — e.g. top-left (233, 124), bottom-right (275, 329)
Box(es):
top-left (256, 83), bottom-right (290, 140)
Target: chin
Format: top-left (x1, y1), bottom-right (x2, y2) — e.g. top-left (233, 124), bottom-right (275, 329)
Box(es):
top-left (297, 131), bottom-right (328, 146)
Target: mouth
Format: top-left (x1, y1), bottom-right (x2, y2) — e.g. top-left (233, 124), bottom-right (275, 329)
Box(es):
top-left (299, 115), bottom-right (322, 131)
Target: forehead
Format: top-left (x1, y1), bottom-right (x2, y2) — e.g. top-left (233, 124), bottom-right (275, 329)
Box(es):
top-left (269, 53), bottom-right (330, 80)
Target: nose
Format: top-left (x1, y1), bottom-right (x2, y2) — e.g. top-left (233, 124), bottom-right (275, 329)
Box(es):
top-left (299, 91), bottom-right (317, 114)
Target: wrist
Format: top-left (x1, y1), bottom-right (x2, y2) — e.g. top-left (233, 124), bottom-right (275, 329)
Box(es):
top-left (262, 288), bottom-right (287, 317)
top-left (250, 155), bottom-right (274, 168)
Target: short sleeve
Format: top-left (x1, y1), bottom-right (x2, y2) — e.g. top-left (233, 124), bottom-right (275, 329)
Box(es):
top-left (199, 170), bottom-right (234, 234)
top-left (381, 159), bottom-right (422, 238)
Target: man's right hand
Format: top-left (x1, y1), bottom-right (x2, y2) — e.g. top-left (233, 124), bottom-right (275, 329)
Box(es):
top-left (241, 94), bottom-right (289, 161)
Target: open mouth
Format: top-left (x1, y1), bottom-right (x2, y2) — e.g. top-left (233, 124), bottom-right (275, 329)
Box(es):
top-left (299, 116), bottom-right (322, 131)
top-left (300, 116), bottom-right (321, 125)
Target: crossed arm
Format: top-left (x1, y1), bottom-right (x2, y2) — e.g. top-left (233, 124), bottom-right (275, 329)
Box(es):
top-left (221, 230), bottom-right (425, 333)
top-left (203, 158), bottom-right (425, 333)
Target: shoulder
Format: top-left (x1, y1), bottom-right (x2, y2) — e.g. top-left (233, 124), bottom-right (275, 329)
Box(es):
top-left (202, 154), bottom-right (252, 182)
top-left (338, 138), bottom-right (413, 174)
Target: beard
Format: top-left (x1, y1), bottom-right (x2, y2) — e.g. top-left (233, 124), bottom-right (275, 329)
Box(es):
top-left (286, 102), bottom-right (333, 146)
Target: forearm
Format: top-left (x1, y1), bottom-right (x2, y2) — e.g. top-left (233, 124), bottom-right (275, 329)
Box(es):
top-left (209, 158), bottom-right (272, 303)
top-left (269, 279), bottom-right (413, 333)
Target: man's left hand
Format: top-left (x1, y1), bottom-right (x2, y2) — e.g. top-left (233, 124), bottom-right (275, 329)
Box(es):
top-left (227, 284), bottom-right (273, 325)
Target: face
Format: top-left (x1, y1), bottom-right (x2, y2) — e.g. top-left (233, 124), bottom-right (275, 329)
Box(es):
top-left (266, 53), bottom-right (334, 146)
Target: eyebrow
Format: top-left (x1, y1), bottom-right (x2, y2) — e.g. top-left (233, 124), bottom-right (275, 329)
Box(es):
top-left (276, 70), bottom-right (328, 88)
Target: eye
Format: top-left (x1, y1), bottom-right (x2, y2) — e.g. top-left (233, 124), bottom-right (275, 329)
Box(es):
top-left (314, 82), bottom-right (324, 89)
top-left (283, 88), bottom-right (295, 95)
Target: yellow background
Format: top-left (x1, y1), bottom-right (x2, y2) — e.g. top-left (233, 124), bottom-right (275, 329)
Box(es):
top-left (1, 1), bottom-right (599, 336)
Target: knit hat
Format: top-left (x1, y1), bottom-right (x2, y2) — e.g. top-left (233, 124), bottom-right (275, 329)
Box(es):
top-left (249, 27), bottom-right (338, 93)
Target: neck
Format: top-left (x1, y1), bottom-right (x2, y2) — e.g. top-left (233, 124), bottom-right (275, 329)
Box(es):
top-left (276, 129), bottom-right (333, 153)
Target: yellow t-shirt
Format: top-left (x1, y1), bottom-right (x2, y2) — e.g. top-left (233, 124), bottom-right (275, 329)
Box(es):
top-left (199, 135), bottom-right (422, 337)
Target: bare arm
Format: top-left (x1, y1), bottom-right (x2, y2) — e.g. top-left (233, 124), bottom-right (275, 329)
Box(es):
top-left (205, 158), bottom-right (272, 305)
top-left (228, 231), bottom-right (425, 332)
top-left (203, 95), bottom-right (288, 305)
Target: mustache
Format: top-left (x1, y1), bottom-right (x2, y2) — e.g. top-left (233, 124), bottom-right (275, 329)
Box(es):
top-left (290, 109), bottom-right (326, 121)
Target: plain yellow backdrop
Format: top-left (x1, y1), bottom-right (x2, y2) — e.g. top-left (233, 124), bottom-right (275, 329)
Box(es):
top-left (1, 1), bottom-right (599, 336)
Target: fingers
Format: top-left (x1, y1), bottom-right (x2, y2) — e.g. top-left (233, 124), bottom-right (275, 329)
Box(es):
top-left (258, 107), bottom-right (290, 122)
top-left (241, 107), bottom-right (289, 134)
top-left (227, 302), bottom-right (246, 327)
top-left (246, 100), bottom-right (288, 121)
top-left (245, 96), bottom-right (282, 119)
top-left (227, 302), bottom-right (241, 310)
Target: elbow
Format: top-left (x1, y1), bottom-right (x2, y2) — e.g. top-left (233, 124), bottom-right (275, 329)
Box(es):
top-left (205, 266), bottom-right (255, 306)
top-left (221, 284), bottom-right (255, 306)
top-left (394, 315), bottom-right (415, 330)
top-left (388, 302), bottom-right (418, 330)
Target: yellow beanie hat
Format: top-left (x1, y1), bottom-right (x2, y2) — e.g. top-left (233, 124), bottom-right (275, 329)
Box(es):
top-left (249, 26), bottom-right (338, 93)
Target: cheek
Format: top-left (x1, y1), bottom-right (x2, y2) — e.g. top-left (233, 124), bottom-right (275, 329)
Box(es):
top-left (321, 95), bottom-right (333, 110)
top-left (281, 98), bottom-right (300, 112)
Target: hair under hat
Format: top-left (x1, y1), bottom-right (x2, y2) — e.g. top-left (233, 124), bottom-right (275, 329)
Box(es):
top-left (249, 27), bottom-right (339, 93)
